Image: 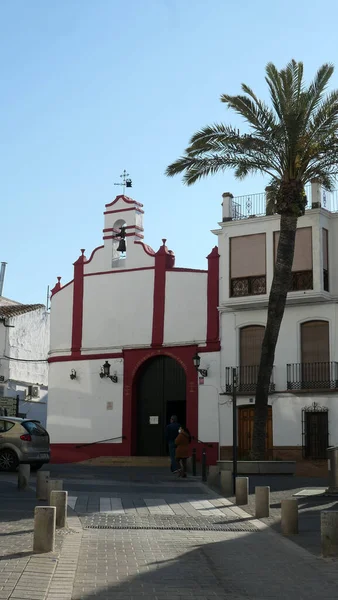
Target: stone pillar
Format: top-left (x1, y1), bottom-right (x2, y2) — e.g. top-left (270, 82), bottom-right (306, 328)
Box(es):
top-left (255, 486), bottom-right (270, 518)
top-left (220, 471), bottom-right (232, 496)
top-left (18, 464), bottom-right (30, 490)
top-left (36, 471), bottom-right (50, 500)
top-left (281, 499), bottom-right (298, 535)
top-left (33, 506), bottom-right (56, 553)
top-left (47, 479), bottom-right (63, 505)
top-left (222, 192), bottom-right (234, 221)
top-left (235, 477), bottom-right (248, 506)
top-left (207, 465), bottom-right (219, 488)
top-left (50, 490), bottom-right (68, 529)
top-left (321, 511), bottom-right (338, 557)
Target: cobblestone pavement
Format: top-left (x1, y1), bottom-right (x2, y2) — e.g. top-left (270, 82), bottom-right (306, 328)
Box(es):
top-left (3, 467), bottom-right (338, 600)
top-left (222, 474), bottom-right (338, 557)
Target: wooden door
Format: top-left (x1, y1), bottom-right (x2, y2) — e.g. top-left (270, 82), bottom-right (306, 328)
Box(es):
top-left (238, 406), bottom-right (273, 459)
top-left (136, 356), bottom-right (186, 456)
top-left (301, 321), bottom-right (330, 388)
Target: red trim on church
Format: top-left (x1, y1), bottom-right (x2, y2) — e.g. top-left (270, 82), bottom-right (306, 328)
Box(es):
top-left (85, 245), bottom-right (104, 264)
top-left (71, 250), bottom-right (86, 357)
top-left (206, 246), bottom-right (220, 344)
top-left (105, 195), bottom-right (144, 208)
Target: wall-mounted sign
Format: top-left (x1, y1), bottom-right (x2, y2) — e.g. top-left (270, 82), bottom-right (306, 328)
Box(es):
top-left (149, 416), bottom-right (159, 425)
top-left (106, 401), bottom-right (113, 411)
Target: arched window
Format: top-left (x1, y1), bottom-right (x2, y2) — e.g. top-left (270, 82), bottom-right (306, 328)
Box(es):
top-left (301, 320), bottom-right (330, 389)
top-left (239, 325), bottom-right (265, 391)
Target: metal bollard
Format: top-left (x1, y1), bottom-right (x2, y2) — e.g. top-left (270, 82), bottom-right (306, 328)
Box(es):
top-left (47, 479), bottom-right (63, 505)
top-left (50, 490), bottom-right (68, 529)
top-left (36, 471), bottom-right (50, 500)
top-left (207, 465), bottom-right (219, 487)
top-left (321, 511), bottom-right (338, 557)
top-left (33, 506), bottom-right (56, 553)
top-left (255, 486), bottom-right (270, 518)
top-left (18, 464), bottom-right (30, 490)
top-left (220, 470), bottom-right (232, 496)
top-left (201, 449), bottom-right (207, 482)
top-left (281, 499), bottom-right (298, 535)
top-left (235, 477), bottom-right (249, 505)
top-left (192, 448), bottom-right (197, 476)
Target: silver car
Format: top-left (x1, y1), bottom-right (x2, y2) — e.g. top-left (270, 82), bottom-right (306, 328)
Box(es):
top-left (0, 417), bottom-right (50, 471)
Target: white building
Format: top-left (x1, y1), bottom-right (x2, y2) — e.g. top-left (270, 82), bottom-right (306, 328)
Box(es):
top-left (0, 297), bottom-right (49, 425)
top-left (48, 183), bottom-right (337, 474)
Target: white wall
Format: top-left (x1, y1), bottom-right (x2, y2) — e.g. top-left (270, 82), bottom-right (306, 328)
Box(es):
top-left (50, 283), bottom-right (73, 353)
top-left (8, 308), bottom-right (49, 386)
top-left (198, 351), bottom-right (221, 443)
top-left (164, 272), bottom-right (207, 345)
top-left (82, 270), bottom-right (154, 350)
top-left (47, 358), bottom-right (123, 443)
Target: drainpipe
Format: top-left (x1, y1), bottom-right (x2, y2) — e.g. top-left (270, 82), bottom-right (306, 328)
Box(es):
top-left (0, 263), bottom-right (7, 296)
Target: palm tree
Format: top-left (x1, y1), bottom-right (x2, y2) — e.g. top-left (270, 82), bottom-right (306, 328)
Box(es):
top-left (166, 60), bottom-right (338, 459)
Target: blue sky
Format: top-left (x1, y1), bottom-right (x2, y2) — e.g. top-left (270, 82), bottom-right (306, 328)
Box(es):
top-left (1, 0), bottom-right (338, 304)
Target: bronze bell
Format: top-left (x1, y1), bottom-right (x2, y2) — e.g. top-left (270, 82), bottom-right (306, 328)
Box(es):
top-left (117, 239), bottom-right (126, 253)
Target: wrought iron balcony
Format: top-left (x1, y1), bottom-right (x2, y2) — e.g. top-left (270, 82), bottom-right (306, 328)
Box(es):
top-left (287, 362), bottom-right (338, 390)
top-left (230, 275), bottom-right (266, 297)
top-left (225, 366), bottom-right (275, 394)
top-left (291, 270), bottom-right (313, 291)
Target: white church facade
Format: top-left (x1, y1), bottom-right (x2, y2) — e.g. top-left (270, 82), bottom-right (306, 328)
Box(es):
top-left (48, 182), bottom-right (338, 474)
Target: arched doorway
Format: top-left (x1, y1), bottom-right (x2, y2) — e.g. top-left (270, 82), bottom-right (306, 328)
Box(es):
top-left (136, 356), bottom-right (186, 456)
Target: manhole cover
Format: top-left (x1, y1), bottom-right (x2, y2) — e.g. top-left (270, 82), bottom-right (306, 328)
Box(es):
top-left (82, 514), bottom-right (259, 532)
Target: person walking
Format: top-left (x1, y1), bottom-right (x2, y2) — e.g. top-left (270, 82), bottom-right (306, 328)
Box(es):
top-left (175, 425), bottom-right (191, 478)
top-left (166, 415), bottom-right (180, 473)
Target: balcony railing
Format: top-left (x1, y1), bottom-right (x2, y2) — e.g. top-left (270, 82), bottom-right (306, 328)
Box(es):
top-left (287, 362), bottom-right (338, 390)
top-left (229, 186), bottom-right (338, 222)
top-left (225, 366), bottom-right (275, 394)
top-left (230, 275), bottom-right (266, 297)
top-left (291, 270), bottom-right (313, 291)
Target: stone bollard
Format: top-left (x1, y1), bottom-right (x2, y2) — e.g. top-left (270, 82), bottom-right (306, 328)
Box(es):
top-left (36, 471), bottom-right (50, 500)
top-left (18, 464), bottom-right (30, 490)
top-left (321, 511), bottom-right (338, 557)
top-left (236, 477), bottom-right (249, 506)
top-left (220, 471), bottom-right (232, 496)
top-left (207, 465), bottom-right (219, 487)
top-left (33, 506), bottom-right (56, 553)
top-left (281, 499), bottom-right (298, 535)
top-left (47, 479), bottom-right (63, 505)
top-left (255, 486), bottom-right (270, 518)
top-left (50, 490), bottom-right (68, 529)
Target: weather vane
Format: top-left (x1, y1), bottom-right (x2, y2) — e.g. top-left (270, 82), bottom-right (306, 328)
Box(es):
top-left (114, 169), bottom-right (132, 195)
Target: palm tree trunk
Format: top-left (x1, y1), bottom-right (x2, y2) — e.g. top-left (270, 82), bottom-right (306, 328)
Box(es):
top-left (251, 212), bottom-right (298, 459)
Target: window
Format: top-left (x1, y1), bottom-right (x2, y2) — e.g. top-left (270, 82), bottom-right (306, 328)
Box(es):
top-left (0, 420), bottom-right (15, 433)
top-left (22, 421), bottom-right (48, 437)
top-left (274, 227), bottom-right (313, 291)
top-left (323, 229), bottom-right (329, 292)
top-left (302, 404), bottom-right (328, 459)
top-left (239, 326), bottom-right (265, 391)
top-left (230, 234), bottom-right (266, 297)
top-left (301, 320), bottom-right (330, 389)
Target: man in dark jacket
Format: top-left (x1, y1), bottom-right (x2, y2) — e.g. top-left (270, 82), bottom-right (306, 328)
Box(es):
top-left (166, 415), bottom-right (180, 473)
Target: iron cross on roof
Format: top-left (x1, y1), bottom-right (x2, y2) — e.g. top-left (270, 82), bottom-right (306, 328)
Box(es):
top-left (114, 170), bottom-right (132, 195)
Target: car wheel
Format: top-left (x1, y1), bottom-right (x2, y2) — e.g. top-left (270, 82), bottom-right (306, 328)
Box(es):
top-left (0, 449), bottom-right (19, 472)
top-left (30, 463), bottom-right (44, 471)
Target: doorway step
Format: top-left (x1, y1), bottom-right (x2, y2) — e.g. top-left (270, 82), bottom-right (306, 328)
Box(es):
top-left (78, 456), bottom-right (171, 467)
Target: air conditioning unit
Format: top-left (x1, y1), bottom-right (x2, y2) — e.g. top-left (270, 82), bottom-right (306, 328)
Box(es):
top-left (28, 385), bottom-right (39, 398)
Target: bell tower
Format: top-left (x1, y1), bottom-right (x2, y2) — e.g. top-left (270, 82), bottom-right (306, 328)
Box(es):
top-left (103, 194), bottom-right (146, 268)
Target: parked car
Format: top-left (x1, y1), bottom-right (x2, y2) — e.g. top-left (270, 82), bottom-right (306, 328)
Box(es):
top-left (0, 417), bottom-right (50, 471)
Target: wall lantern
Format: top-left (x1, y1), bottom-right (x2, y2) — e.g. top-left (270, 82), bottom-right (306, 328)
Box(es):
top-left (100, 361), bottom-right (118, 383)
top-left (70, 369), bottom-right (77, 380)
top-left (192, 352), bottom-right (208, 377)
